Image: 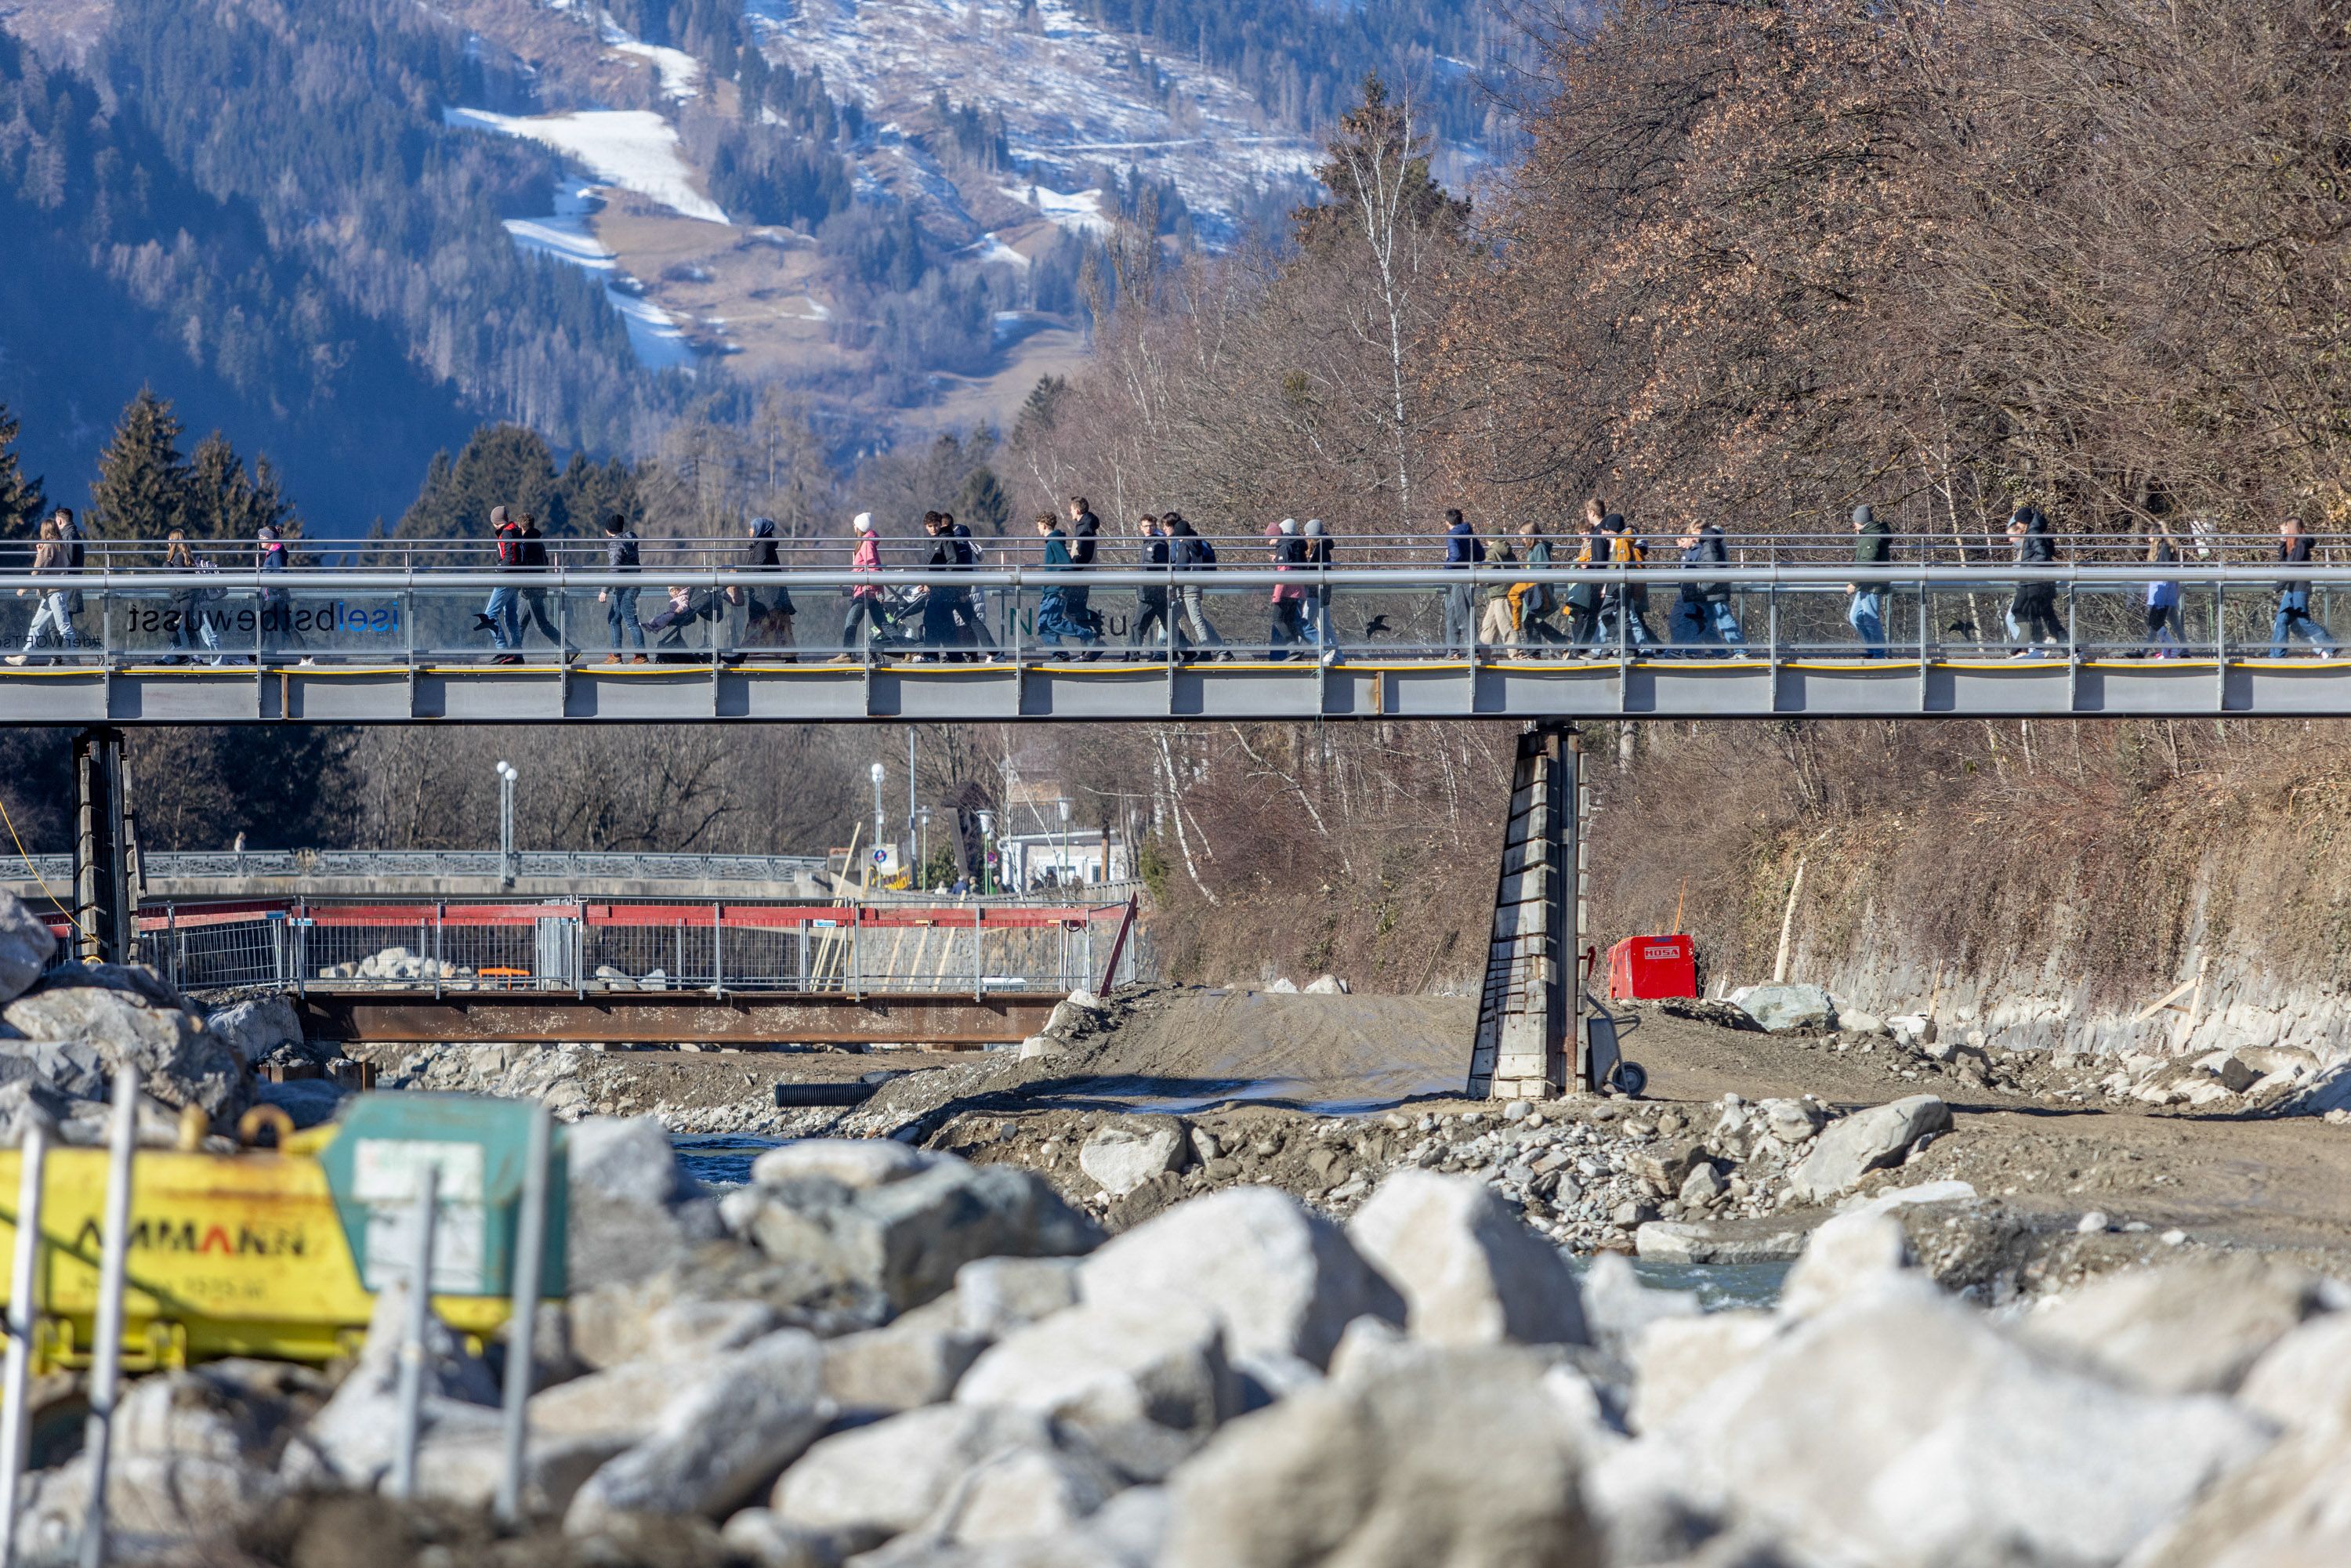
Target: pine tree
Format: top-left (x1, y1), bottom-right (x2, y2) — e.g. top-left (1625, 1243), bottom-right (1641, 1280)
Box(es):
top-left (0, 403), bottom-right (45, 547)
top-left (185, 432), bottom-right (255, 539)
top-left (90, 388), bottom-right (190, 541)
top-left (955, 465), bottom-right (1012, 536)
top-left (1292, 72), bottom-right (1470, 253)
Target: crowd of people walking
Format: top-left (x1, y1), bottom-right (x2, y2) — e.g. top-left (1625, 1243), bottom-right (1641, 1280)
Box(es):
top-left (3, 497), bottom-right (2346, 664)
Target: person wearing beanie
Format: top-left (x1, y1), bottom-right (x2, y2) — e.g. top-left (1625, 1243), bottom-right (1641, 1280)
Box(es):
top-left (2005, 505), bottom-right (2066, 654)
top-left (1301, 517), bottom-right (1337, 660)
top-left (837, 511), bottom-right (889, 658)
top-left (479, 503), bottom-right (525, 663)
top-left (1848, 504), bottom-right (1893, 657)
top-left (1441, 507), bottom-right (1485, 653)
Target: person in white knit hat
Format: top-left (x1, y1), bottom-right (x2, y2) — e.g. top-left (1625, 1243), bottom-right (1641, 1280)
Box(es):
top-left (837, 512), bottom-right (889, 658)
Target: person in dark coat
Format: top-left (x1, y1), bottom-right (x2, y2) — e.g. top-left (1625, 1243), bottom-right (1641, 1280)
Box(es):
top-left (2005, 506), bottom-right (2067, 652)
top-left (1442, 508), bottom-right (1484, 653)
top-left (1848, 504), bottom-right (1893, 657)
top-left (726, 516), bottom-right (795, 660)
top-left (2270, 515), bottom-right (2338, 656)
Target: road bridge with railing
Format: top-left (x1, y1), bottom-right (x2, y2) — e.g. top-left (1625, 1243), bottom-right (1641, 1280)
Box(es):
top-left (4, 559), bottom-right (2351, 721)
top-left (0, 848), bottom-right (837, 903)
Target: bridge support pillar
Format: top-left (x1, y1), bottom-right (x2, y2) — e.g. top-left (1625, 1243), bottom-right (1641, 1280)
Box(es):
top-left (1469, 723), bottom-right (1588, 1099)
top-left (71, 727), bottom-right (138, 966)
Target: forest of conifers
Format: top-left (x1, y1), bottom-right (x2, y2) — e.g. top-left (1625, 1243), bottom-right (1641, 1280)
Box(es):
top-left (3, 0), bottom-right (2349, 993)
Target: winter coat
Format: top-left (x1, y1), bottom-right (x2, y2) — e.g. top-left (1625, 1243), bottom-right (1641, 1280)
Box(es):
top-left (1444, 520), bottom-right (1485, 567)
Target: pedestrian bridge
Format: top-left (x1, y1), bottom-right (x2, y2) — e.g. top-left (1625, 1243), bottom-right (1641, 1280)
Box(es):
top-left (2, 564), bottom-right (2348, 722)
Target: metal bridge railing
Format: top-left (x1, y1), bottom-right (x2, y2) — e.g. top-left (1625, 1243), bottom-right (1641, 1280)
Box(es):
top-left (5, 562), bottom-right (2351, 668)
top-left (4, 849), bottom-right (831, 890)
top-left (98, 896), bottom-right (1142, 1000)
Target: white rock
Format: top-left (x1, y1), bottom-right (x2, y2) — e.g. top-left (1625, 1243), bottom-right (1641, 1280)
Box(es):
top-left (568, 1114), bottom-right (690, 1204)
top-left (2020, 1255), bottom-right (2328, 1396)
top-left (1729, 983), bottom-right (1836, 1033)
top-left (1302, 974), bottom-right (1350, 994)
top-left (771, 1403), bottom-right (1054, 1539)
top-left (823, 1299), bottom-right (986, 1416)
top-left (1630, 1310), bottom-right (1778, 1433)
top-left (198, 996), bottom-right (303, 1066)
top-left (1265, 977), bottom-right (1299, 994)
top-left (0, 892), bottom-right (58, 1006)
top-left (1778, 1211), bottom-right (1924, 1320)
top-left (750, 1137), bottom-right (940, 1191)
top-left (922, 1442), bottom-right (1119, 1545)
top-left (955, 1297), bottom-right (1238, 1479)
top-left (1346, 1171), bottom-right (1588, 1347)
top-left (1016, 1034), bottom-right (1060, 1060)
top-left (2078, 1210), bottom-right (2111, 1234)
top-left (1650, 1292), bottom-right (2272, 1568)
top-left (564, 1329), bottom-right (833, 1533)
top-left (1078, 1116), bottom-right (1189, 1197)
top-left (955, 1255), bottom-right (1083, 1340)
top-left (1078, 1186), bottom-right (1404, 1367)
top-left (1785, 1095), bottom-right (1951, 1201)
top-left (1159, 1344), bottom-right (1598, 1567)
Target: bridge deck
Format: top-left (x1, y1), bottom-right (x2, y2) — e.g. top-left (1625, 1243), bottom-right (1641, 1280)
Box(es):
top-left (0, 653), bottom-right (2342, 722)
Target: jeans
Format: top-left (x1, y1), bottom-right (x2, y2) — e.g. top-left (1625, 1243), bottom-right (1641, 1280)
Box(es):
top-left (519, 586), bottom-right (561, 646)
top-left (1179, 586), bottom-right (1222, 650)
top-left (1268, 598), bottom-right (1305, 657)
top-left (1847, 590), bottom-right (1886, 657)
top-left (2144, 603), bottom-right (2182, 656)
top-left (2270, 590), bottom-right (2337, 656)
top-left (842, 594), bottom-right (891, 650)
top-left (606, 588), bottom-right (643, 649)
top-left (21, 590), bottom-right (71, 651)
top-left (921, 589), bottom-right (962, 650)
top-left (1443, 583), bottom-right (1475, 651)
top-left (484, 585), bottom-right (520, 650)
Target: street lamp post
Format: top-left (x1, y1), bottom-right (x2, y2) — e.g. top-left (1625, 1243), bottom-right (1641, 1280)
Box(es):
top-left (495, 762), bottom-right (518, 887)
top-left (1056, 796), bottom-right (1073, 889)
top-left (916, 806), bottom-right (933, 888)
top-left (976, 809), bottom-right (995, 896)
top-left (868, 762), bottom-right (887, 882)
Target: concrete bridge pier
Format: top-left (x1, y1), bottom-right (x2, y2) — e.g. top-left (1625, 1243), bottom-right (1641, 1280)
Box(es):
top-left (1468, 722), bottom-right (1592, 1100)
top-left (71, 726), bottom-right (139, 966)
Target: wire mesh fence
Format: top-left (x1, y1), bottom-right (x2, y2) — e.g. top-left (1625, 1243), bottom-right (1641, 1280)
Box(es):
top-left (125, 897), bottom-right (1139, 997)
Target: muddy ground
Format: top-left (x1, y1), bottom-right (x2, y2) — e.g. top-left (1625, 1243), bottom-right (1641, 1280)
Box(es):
top-left (371, 983), bottom-right (2351, 1288)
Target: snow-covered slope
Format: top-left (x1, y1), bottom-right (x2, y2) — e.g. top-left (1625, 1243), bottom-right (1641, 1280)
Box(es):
top-left (748, 0), bottom-right (1321, 242)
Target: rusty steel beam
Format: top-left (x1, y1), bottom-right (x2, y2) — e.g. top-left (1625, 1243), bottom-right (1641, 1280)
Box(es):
top-left (295, 990), bottom-right (1057, 1046)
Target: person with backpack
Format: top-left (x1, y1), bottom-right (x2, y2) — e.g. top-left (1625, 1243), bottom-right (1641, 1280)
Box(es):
top-left (478, 505), bottom-right (524, 663)
top-left (836, 512), bottom-right (893, 659)
top-left (1506, 523), bottom-right (1558, 651)
top-left (1849, 504), bottom-right (1893, 657)
top-left (726, 516), bottom-right (795, 661)
top-left (595, 514), bottom-right (647, 663)
top-left (1267, 517), bottom-right (1308, 657)
top-left (53, 506), bottom-right (91, 649)
top-left (1596, 512), bottom-right (1657, 649)
top-left (1564, 502), bottom-right (1603, 650)
top-left (1063, 496), bottom-right (1102, 642)
top-left (516, 512), bottom-right (563, 650)
top-left (1673, 520), bottom-right (1743, 649)
top-left (915, 511), bottom-right (965, 659)
top-left (1302, 518), bottom-right (1338, 662)
top-left (1443, 507), bottom-right (1483, 654)
top-left (256, 523), bottom-right (312, 664)
top-left (944, 509), bottom-right (995, 656)
top-left (1166, 512), bottom-right (1223, 655)
top-left (2005, 505), bottom-right (2067, 654)
top-left (2270, 515), bottom-right (2338, 657)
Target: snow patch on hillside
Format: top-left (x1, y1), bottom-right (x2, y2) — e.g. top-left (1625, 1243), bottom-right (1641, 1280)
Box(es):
top-left (445, 106), bottom-right (730, 225)
top-left (494, 179), bottom-right (699, 370)
top-left (747, 0), bottom-right (1318, 241)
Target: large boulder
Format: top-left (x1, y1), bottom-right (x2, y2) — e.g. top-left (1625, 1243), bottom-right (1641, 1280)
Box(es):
top-left (1078, 1187), bottom-right (1404, 1368)
top-left (1728, 983), bottom-right (1836, 1034)
top-left (564, 1116), bottom-right (726, 1291)
top-left (1644, 1291), bottom-right (2273, 1568)
top-left (771, 1403), bottom-right (1056, 1541)
top-left (1785, 1095), bottom-right (1951, 1202)
top-left (746, 1156), bottom-right (1100, 1327)
top-left (2, 979), bottom-right (249, 1121)
top-left (822, 1297), bottom-right (987, 1417)
top-left (288, 1284), bottom-right (500, 1489)
top-left (1346, 1171), bottom-right (1588, 1348)
top-left (955, 1255), bottom-right (1083, 1340)
top-left (1159, 1343), bottom-right (1601, 1568)
top-left (1078, 1116), bottom-right (1190, 1198)
top-left (2020, 1255), bottom-right (2332, 1396)
top-left (0, 892), bottom-right (55, 1005)
top-left (0, 1039), bottom-right (106, 1100)
top-left (201, 995), bottom-right (304, 1067)
top-left (565, 1328), bottom-right (833, 1534)
top-left (751, 1138), bottom-right (940, 1191)
top-left (956, 1298), bottom-right (1240, 1479)
top-left (16, 1366), bottom-right (295, 1562)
